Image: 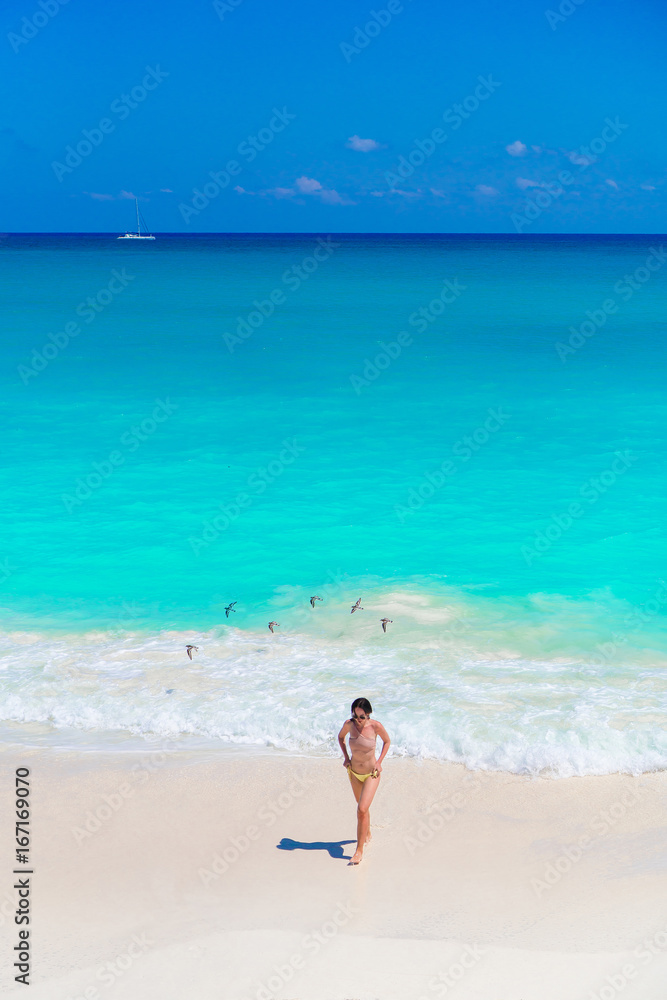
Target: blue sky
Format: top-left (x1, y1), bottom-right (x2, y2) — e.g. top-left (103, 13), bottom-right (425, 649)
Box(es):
top-left (2, 0), bottom-right (666, 232)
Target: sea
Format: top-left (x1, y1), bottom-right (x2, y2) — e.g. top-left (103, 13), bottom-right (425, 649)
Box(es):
top-left (1, 233), bottom-right (666, 777)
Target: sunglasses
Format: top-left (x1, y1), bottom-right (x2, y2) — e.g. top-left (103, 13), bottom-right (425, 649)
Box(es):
top-left (352, 713), bottom-right (369, 720)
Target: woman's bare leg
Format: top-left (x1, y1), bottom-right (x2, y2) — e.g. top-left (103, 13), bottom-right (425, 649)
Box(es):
top-left (347, 769), bottom-right (373, 842)
top-left (347, 768), bottom-right (363, 804)
top-left (347, 770), bottom-right (372, 841)
top-left (350, 774), bottom-right (381, 864)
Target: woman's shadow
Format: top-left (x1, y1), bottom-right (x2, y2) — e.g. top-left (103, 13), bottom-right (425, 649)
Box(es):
top-left (277, 837), bottom-right (356, 860)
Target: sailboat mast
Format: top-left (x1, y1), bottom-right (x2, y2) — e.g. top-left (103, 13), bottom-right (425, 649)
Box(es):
top-left (135, 198), bottom-right (140, 236)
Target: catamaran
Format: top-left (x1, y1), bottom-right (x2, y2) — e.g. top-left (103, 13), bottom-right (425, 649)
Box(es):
top-left (117, 198), bottom-right (156, 240)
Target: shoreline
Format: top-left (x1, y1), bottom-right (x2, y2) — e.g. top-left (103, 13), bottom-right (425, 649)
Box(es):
top-left (1, 746), bottom-right (666, 998)
top-left (3, 608), bottom-right (666, 781)
top-left (4, 727), bottom-right (667, 778)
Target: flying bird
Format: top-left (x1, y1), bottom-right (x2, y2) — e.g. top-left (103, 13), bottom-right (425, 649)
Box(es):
top-left (351, 598), bottom-right (363, 614)
top-left (268, 621), bottom-right (280, 633)
top-left (225, 602), bottom-right (237, 618)
top-left (380, 619), bottom-right (393, 633)
top-left (186, 645), bottom-right (198, 660)
top-left (310, 596), bottom-right (323, 608)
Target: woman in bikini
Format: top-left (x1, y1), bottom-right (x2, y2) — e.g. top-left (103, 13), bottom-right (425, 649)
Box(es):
top-left (337, 697), bottom-right (391, 865)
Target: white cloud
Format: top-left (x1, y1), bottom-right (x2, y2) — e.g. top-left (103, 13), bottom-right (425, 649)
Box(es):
top-left (566, 149), bottom-right (595, 167)
top-left (84, 190), bottom-right (146, 201)
top-left (515, 177), bottom-right (554, 191)
top-left (476, 184), bottom-right (499, 196)
top-left (295, 176), bottom-right (322, 194)
top-left (160, 188), bottom-right (173, 193)
top-left (292, 175), bottom-right (354, 205)
top-left (346, 134), bottom-right (382, 152)
top-left (319, 188), bottom-right (347, 204)
top-left (605, 178), bottom-right (619, 190)
top-left (531, 145), bottom-right (542, 153)
top-left (430, 188), bottom-right (446, 198)
top-left (640, 183), bottom-right (656, 191)
top-left (370, 188), bottom-right (421, 198)
top-left (266, 186), bottom-right (296, 199)
top-left (506, 140), bottom-right (527, 157)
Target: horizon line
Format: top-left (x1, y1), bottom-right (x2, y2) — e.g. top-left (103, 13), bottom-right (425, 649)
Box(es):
top-left (3, 231), bottom-right (666, 238)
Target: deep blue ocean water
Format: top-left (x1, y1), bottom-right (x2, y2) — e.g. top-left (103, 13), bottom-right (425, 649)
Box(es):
top-left (1, 233), bottom-right (666, 774)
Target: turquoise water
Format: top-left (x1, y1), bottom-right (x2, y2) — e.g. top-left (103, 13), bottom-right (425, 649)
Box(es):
top-left (1, 234), bottom-right (666, 774)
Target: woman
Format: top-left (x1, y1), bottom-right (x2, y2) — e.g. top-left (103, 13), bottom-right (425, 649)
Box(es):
top-left (337, 697), bottom-right (390, 865)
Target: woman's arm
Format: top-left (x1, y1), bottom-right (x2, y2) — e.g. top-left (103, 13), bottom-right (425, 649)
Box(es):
top-left (374, 721), bottom-right (391, 770)
top-left (337, 721), bottom-right (351, 766)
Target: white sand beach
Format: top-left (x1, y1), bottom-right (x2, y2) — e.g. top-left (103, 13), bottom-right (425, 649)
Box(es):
top-left (1, 748), bottom-right (666, 999)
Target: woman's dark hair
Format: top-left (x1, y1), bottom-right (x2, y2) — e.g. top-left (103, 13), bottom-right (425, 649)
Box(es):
top-left (351, 697), bottom-right (372, 715)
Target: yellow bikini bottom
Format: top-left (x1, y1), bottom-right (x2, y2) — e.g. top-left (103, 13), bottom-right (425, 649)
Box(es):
top-left (347, 765), bottom-right (379, 782)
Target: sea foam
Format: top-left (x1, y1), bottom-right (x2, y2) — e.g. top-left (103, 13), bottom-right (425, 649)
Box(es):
top-left (1, 586), bottom-right (665, 778)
